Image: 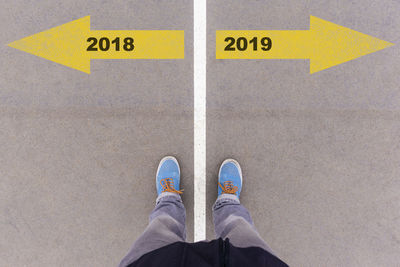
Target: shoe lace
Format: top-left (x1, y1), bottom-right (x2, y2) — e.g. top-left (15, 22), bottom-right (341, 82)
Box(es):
top-left (160, 178), bottom-right (183, 194)
top-left (218, 181), bottom-right (238, 195)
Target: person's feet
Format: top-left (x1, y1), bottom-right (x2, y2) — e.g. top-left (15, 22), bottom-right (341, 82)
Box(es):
top-left (156, 156), bottom-right (183, 196)
top-left (218, 159), bottom-right (243, 199)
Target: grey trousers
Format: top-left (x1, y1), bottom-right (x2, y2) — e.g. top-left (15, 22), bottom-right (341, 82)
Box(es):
top-left (119, 192), bottom-right (274, 267)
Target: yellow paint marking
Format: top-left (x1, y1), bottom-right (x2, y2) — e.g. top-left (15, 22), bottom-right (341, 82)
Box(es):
top-left (216, 16), bottom-right (394, 73)
top-left (8, 16), bottom-right (184, 74)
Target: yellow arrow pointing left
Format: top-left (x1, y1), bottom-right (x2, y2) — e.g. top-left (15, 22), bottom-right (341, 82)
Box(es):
top-left (8, 16), bottom-right (185, 74)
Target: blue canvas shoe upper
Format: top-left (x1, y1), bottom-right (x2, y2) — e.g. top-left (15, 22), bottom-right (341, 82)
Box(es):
top-left (218, 159), bottom-right (243, 198)
top-left (156, 156), bottom-right (183, 196)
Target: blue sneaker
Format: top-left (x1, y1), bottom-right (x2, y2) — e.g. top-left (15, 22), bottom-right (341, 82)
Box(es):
top-left (156, 156), bottom-right (183, 196)
top-left (218, 159), bottom-right (243, 198)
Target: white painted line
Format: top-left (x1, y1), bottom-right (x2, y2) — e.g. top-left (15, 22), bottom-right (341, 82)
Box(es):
top-left (194, 0), bottom-right (206, 241)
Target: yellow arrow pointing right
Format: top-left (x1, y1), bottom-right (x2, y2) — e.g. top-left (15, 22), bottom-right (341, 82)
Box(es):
top-left (216, 16), bottom-right (394, 73)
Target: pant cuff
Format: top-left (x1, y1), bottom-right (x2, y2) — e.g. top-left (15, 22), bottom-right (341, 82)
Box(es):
top-left (156, 192), bottom-right (181, 204)
top-left (213, 194), bottom-right (240, 211)
top-left (217, 193), bottom-right (240, 203)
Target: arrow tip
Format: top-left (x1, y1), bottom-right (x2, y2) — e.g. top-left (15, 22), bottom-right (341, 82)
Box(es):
top-left (7, 16), bottom-right (91, 74)
top-left (309, 15), bottom-right (394, 74)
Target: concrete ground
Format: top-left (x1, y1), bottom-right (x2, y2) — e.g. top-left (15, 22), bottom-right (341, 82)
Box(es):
top-left (207, 1), bottom-right (400, 266)
top-left (1, 0), bottom-right (399, 266)
top-left (0, 1), bottom-right (193, 266)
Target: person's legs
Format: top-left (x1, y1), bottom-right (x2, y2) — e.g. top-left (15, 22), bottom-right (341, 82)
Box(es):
top-left (119, 156), bottom-right (185, 267)
top-left (119, 193), bottom-right (186, 267)
top-left (212, 194), bottom-right (274, 254)
top-left (212, 159), bottom-right (275, 255)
